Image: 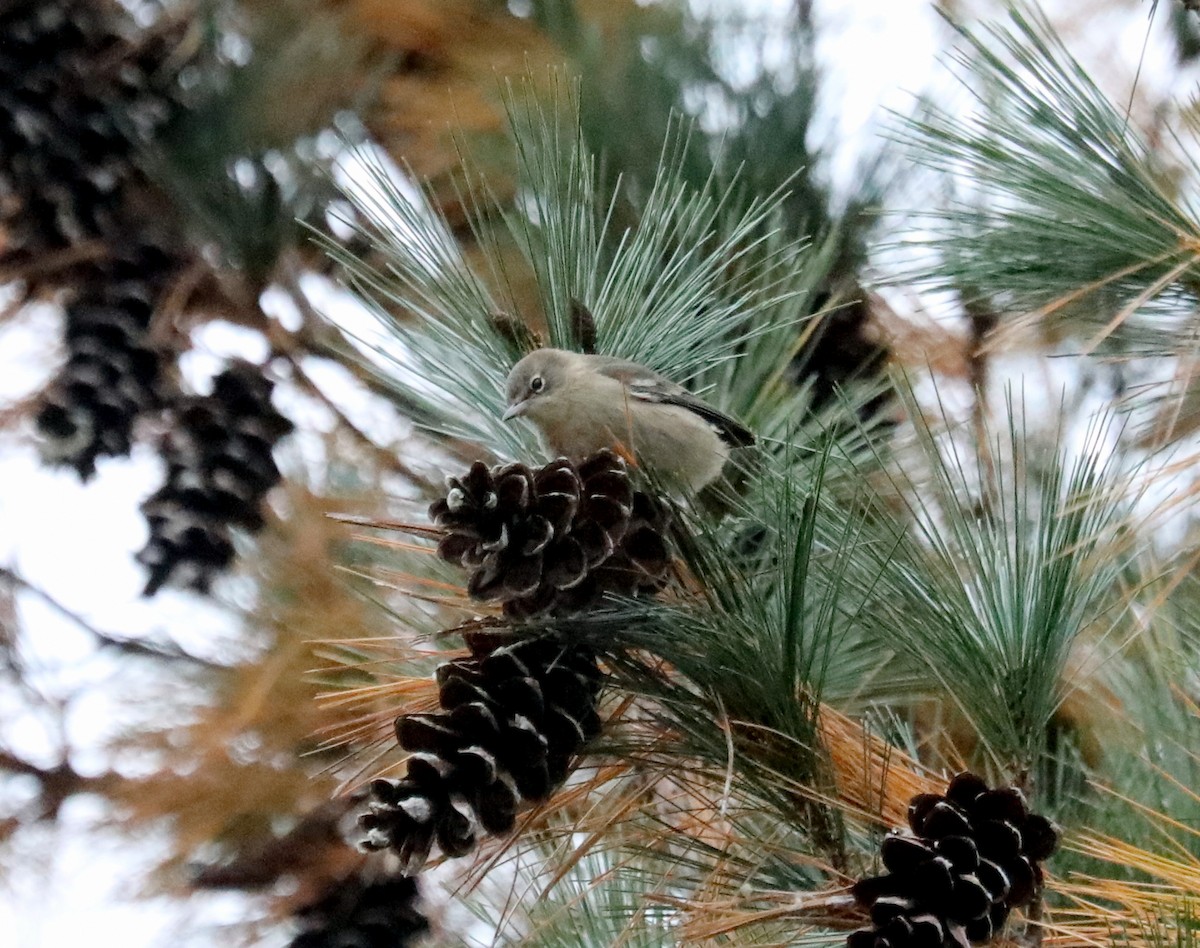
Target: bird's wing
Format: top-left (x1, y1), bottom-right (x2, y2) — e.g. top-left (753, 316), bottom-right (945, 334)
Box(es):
top-left (589, 356), bottom-right (756, 447)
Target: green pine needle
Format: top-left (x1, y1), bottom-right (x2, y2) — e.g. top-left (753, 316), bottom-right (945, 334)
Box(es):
top-left (861, 385), bottom-right (1144, 774)
top-left (323, 75), bottom-right (816, 457)
top-left (891, 5), bottom-right (1200, 351)
top-left (572, 435), bottom-right (911, 863)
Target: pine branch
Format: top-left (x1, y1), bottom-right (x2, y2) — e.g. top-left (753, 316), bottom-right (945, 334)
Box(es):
top-left (0, 748), bottom-right (119, 821)
top-left (860, 390), bottom-right (1143, 775)
top-left (302, 35), bottom-right (1157, 943)
top-left (314, 81), bottom-right (914, 934)
top-left (892, 6), bottom-right (1200, 353)
top-left (189, 798), bottom-right (360, 890)
top-left (0, 566), bottom-right (220, 668)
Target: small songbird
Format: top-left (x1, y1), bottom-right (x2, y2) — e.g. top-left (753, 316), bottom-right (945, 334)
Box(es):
top-left (503, 348), bottom-right (754, 491)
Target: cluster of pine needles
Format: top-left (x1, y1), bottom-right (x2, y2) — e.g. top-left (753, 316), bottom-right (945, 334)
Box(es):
top-left (303, 19), bottom-right (1200, 943)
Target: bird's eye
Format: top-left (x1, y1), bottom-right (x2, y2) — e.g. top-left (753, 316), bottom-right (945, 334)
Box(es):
top-left (529, 375), bottom-right (545, 394)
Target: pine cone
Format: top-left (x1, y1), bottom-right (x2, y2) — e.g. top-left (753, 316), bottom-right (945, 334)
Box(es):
top-left (2, 0), bottom-right (193, 473)
top-left (35, 239), bottom-right (180, 477)
top-left (431, 451), bottom-right (672, 618)
top-left (359, 632), bottom-right (603, 871)
top-left (791, 292), bottom-right (890, 420)
top-left (0, 0), bottom-right (183, 257)
top-left (290, 873), bottom-right (429, 948)
top-left (136, 362), bottom-right (293, 596)
top-left (848, 772), bottom-right (1060, 948)
top-left (543, 489), bottom-right (673, 617)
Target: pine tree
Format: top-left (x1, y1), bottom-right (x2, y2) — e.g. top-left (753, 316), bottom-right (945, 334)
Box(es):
top-left (3, 2), bottom-right (1200, 946)
top-left (312, 6), bottom-right (1200, 946)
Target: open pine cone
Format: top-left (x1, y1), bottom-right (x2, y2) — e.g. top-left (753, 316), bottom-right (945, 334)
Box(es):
top-left (849, 772), bottom-right (1060, 948)
top-left (0, 0), bottom-right (184, 257)
top-left (136, 362), bottom-right (293, 595)
top-left (2, 0), bottom-right (194, 475)
top-left (36, 239), bottom-right (180, 477)
top-left (290, 873), bottom-right (428, 948)
top-left (431, 450), bottom-right (671, 618)
top-left (359, 631), bottom-right (603, 872)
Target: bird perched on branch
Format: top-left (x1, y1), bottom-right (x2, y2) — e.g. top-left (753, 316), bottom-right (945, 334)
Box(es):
top-left (503, 348), bottom-right (754, 492)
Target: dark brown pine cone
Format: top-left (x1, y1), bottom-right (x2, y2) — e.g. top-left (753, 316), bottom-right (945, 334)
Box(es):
top-left (136, 362), bottom-right (293, 596)
top-left (290, 873), bottom-right (429, 948)
top-left (2, 0), bottom-right (194, 474)
top-left (35, 238), bottom-right (182, 478)
top-left (0, 0), bottom-right (184, 260)
top-left (431, 451), bottom-right (671, 618)
top-left (358, 632), bottom-right (603, 872)
top-left (848, 772), bottom-right (1060, 948)
top-left (791, 290), bottom-right (891, 421)
top-left (544, 489), bottom-right (673, 616)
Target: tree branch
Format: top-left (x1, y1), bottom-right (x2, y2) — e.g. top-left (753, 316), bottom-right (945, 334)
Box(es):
top-left (0, 566), bottom-right (222, 668)
top-left (274, 263), bottom-right (438, 424)
top-left (271, 262), bottom-right (495, 472)
top-left (280, 352), bottom-right (438, 491)
top-left (0, 240), bottom-right (109, 284)
top-left (0, 748), bottom-right (119, 820)
top-left (189, 797), bottom-right (362, 890)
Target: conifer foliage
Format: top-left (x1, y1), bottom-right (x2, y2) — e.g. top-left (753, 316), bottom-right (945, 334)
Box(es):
top-left (8, 2), bottom-right (1200, 945)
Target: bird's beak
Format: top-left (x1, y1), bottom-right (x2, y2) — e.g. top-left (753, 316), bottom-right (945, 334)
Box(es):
top-left (502, 400), bottom-right (527, 422)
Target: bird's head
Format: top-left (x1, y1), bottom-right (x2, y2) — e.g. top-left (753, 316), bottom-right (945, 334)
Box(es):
top-left (502, 348), bottom-right (573, 423)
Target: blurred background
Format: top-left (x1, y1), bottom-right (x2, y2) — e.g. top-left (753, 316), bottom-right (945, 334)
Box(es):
top-left (1, 0), bottom-right (1198, 944)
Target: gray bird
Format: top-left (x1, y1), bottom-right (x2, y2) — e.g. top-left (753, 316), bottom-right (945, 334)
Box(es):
top-left (502, 348), bottom-right (754, 491)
